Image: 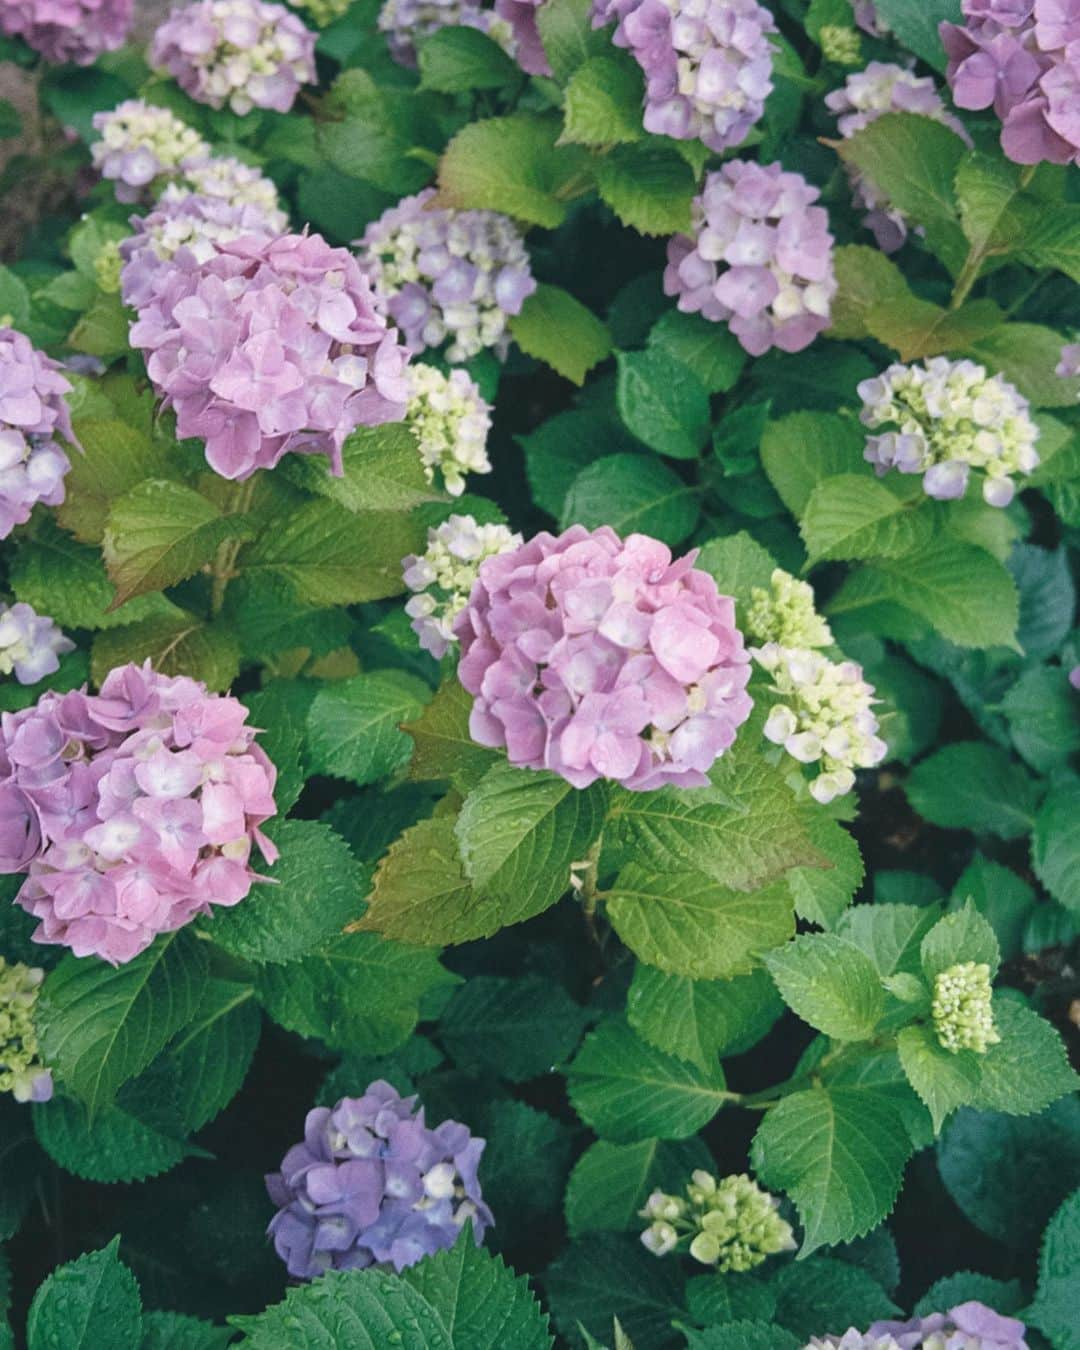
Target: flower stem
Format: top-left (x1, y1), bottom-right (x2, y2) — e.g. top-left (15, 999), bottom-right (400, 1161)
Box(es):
top-left (209, 478), bottom-right (257, 618)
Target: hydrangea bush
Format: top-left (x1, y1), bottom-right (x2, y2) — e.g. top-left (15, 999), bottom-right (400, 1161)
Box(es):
top-left (0, 0), bottom-right (1077, 1347)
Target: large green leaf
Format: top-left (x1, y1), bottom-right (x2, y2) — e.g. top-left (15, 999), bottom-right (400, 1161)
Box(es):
top-left (766, 934), bottom-right (885, 1042)
top-left (356, 813), bottom-right (479, 945)
top-left (306, 670), bottom-right (431, 787)
top-left (800, 475), bottom-right (934, 565)
top-left (561, 453), bottom-right (700, 547)
top-left (1032, 781), bottom-right (1080, 912)
top-left (26, 1238), bottom-right (142, 1350)
top-left (563, 1137), bottom-right (711, 1238)
top-left (509, 283), bottom-right (612, 385)
top-left (615, 348), bottom-right (709, 459)
top-left (164, 979), bottom-right (260, 1134)
top-left (906, 743), bottom-right (1039, 840)
top-left (438, 975), bottom-right (588, 1081)
top-left (1029, 1189), bottom-right (1080, 1350)
top-left (627, 966), bottom-right (783, 1069)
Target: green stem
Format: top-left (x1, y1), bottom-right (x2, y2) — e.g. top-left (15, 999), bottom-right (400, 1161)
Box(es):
top-left (209, 478), bottom-right (257, 618)
top-left (575, 835), bottom-right (605, 948)
top-left (949, 245), bottom-right (986, 310)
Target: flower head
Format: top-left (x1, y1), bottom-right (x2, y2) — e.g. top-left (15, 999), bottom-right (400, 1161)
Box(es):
top-left (266, 1081), bottom-right (493, 1279)
top-left (0, 958), bottom-right (52, 1103)
top-left (455, 526), bottom-right (754, 791)
top-left (858, 357), bottom-right (1040, 507)
top-left (0, 327), bottom-right (78, 542)
top-left (405, 363), bottom-right (492, 495)
top-left (747, 569), bottom-right (833, 651)
top-left (91, 100), bottom-right (210, 204)
top-left (356, 188), bottom-right (536, 363)
top-left (863, 1302), bottom-right (1029, 1350)
top-left (175, 157), bottom-right (288, 219)
top-left (377, 0), bottom-right (518, 67)
top-left (932, 962), bottom-right (1000, 1054)
top-left (0, 604), bottom-right (74, 685)
top-left (128, 230), bottom-right (410, 481)
top-left (592, 0), bottom-right (776, 151)
top-left (819, 25), bottom-right (862, 66)
top-left (0, 661), bottom-right (278, 965)
top-left (151, 0), bottom-right (317, 115)
top-left (0, 0), bottom-right (133, 64)
top-left (403, 514), bottom-right (521, 658)
top-left (664, 160), bottom-right (836, 357)
top-left (640, 1171), bottom-right (795, 1271)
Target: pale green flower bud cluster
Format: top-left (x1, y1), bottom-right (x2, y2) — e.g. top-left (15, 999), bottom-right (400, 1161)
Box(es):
top-left (168, 158), bottom-right (288, 225)
top-left (754, 643), bottom-right (887, 803)
top-left (402, 513), bottom-right (521, 658)
top-left (819, 25), bottom-right (862, 65)
top-left (290, 0), bottom-right (351, 24)
top-left (858, 358), bottom-right (1040, 508)
top-left (932, 961), bottom-right (1000, 1054)
top-left (747, 568), bottom-right (834, 650)
top-left (639, 1171), bottom-right (795, 1272)
top-left (0, 957), bottom-right (52, 1104)
top-left (405, 363), bottom-right (493, 497)
top-left (94, 241), bottom-right (123, 294)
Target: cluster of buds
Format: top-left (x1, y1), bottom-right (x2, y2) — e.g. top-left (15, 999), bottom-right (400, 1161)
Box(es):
top-left (265, 1081), bottom-right (492, 1279)
top-left (0, 0), bottom-right (132, 64)
top-left (819, 25), bottom-right (862, 66)
top-left (858, 358), bottom-right (1040, 508)
top-left (747, 569), bottom-right (833, 651)
top-left (356, 189), bottom-right (536, 363)
top-left (172, 157), bottom-right (287, 220)
top-left (592, 0), bottom-right (776, 152)
top-left (404, 363), bottom-right (492, 496)
top-left (289, 0), bottom-right (350, 23)
top-left (0, 958), bottom-right (52, 1104)
top-left (377, 0), bottom-right (517, 67)
top-left (0, 327), bottom-right (78, 542)
top-left (810, 1302), bottom-right (1030, 1350)
top-left (932, 962), bottom-right (1001, 1055)
top-left (827, 63), bottom-right (970, 251)
top-left (640, 1171), bottom-right (795, 1271)
top-left (91, 100), bottom-right (211, 205)
top-left (403, 514), bottom-right (521, 659)
top-left (665, 160), bottom-right (836, 357)
top-left (0, 603), bottom-right (73, 686)
top-left (150, 0), bottom-right (317, 115)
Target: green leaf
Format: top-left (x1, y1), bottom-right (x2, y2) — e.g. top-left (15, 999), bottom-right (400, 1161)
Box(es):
top-left (871, 0), bottom-right (962, 71)
top-left (760, 412), bottom-right (867, 516)
top-left (1032, 781), bottom-right (1080, 912)
top-left (560, 53), bottom-right (643, 147)
top-left (800, 474), bottom-right (934, 564)
top-left (231, 1230), bottom-right (553, 1347)
top-left (535, 0), bottom-right (610, 80)
top-left (865, 296), bottom-right (1003, 362)
top-left (684, 1276), bottom-right (778, 1331)
top-left (454, 763), bottom-right (607, 935)
top-left (772, 1257), bottom-right (899, 1340)
top-left (520, 409), bottom-right (637, 518)
top-left (479, 1100), bottom-right (574, 1244)
top-left (606, 865), bottom-right (795, 979)
top-left (627, 965), bottom-right (783, 1069)
top-left (1029, 1189), bottom-right (1080, 1350)
top-left (418, 25), bottom-right (521, 92)
top-left (59, 418), bottom-right (177, 545)
top-left (281, 423), bottom-right (444, 513)
top-left (1020, 202), bottom-right (1080, 284)
top-left (91, 613), bottom-right (240, 693)
top-left (68, 291), bottom-right (131, 360)
top-left (438, 975), bottom-right (587, 1081)
top-left (751, 1085), bottom-right (914, 1256)
top-left (164, 979), bottom-right (260, 1134)
top-left (1003, 666), bottom-right (1080, 774)
top-left (0, 264), bottom-right (30, 328)
top-left (356, 813), bottom-right (480, 945)
top-left (906, 743), bottom-right (1039, 840)
top-left (648, 311), bottom-right (746, 396)
top-left (827, 540), bottom-right (1020, 650)
top-left (616, 348), bottom-right (709, 458)
top-left (564, 1137), bottom-right (711, 1238)
top-left (835, 903), bottom-right (940, 980)
top-left (561, 453), bottom-right (700, 547)
top-left (566, 1018), bottom-right (727, 1142)
top-left (240, 679), bottom-right (313, 816)
top-left (971, 997), bottom-right (1079, 1116)
top-left (786, 816), bottom-right (864, 930)
top-left (33, 1084), bottom-right (192, 1184)
top-left (948, 857), bottom-right (1033, 963)
top-left (920, 901), bottom-right (1001, 982)
top-left (37, 932), bottom-right (207, 1118)
top-left (26, 1238), bottom-right (142, 1350)
top-left (437, 113), bottom-right (587, 229)
top-left (695, 532), bottom-right (778, 621)
top-left (914, 1273), bottom-right (1025, 1320)
top-left (544, 1232), bottom-right (685, 1350)
top-left (765, 934), bottom-right (884, 1041)
top-left (306, 670), bottom-right (431, 787)
top-left (967, 323), bottom-right (1080, 408)
top-left (682, 1322), bottom-right (797, 1350)
top-left (828, 245), bottom-right (913, 341)
top-left (206, 820), bottom-right (369, 963)
top-left (140, 1311), bottom-right (234, 1350)
top-left (596, 144), bottom-right (696, 237)
top-left (509, 283), bottom-right (612, 385)
top-left (896, 1024), bottom-right (980, 1134)
top-left (403, 679), bottom-right (499, 791)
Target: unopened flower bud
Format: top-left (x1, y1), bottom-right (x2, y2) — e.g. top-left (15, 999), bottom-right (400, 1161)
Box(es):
top-left (932, 962), bottom-right (1000, 1055)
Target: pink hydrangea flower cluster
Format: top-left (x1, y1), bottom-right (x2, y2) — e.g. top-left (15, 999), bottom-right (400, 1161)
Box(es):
top-left (826, 63), bottom-right (971, 252)
top-left (591, 0), bottom-right (775, 151)
top-left (664, 160), bottom-right (837, 357)
top-left (150, 0), bottom-right (317, 115)
top-left (356, 189), bottom-right (536, 363)
top-left (455, 526), bottom-right (753, 791)
top-left (0, 327), bottom-right (78, 542)
top-left (941, 1), bottom-right (1080, 166)
top-left (0, 661), bottom-right (278, 965)
top-left (128, 231), bottom-right (410, 481)
top-left (0, 0), bottom-right (133, 64)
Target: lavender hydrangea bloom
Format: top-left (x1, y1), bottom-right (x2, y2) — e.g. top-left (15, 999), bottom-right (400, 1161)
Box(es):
top-left (0, 328), bottom-right (78, 542)
top-left (151, 0), bottom-right (317, 115)
top-left (941, 0), bottom-right (1080, 166)
top-left (378, 0), bottom-right (518, 67)
top-left (826, 63), bottom-right (971, 251)
top-left (496, 0), bottom-right (550, 74)
top-left (357, 189), bottom-right (536, 362)
top-left (0, 661), bottom-right (279, 965)
top-left (0, 604), bottom-right (74, 685)
top-left (455, 526), bottom-right (753, 791)
top-left (128, 231), bottom-right (410, 481)
top-left (266, 1082), bottom-right (493, 1280)
top-left (1057, 340), bottom-right (1080, 380)
top-left (867, 1301), bottom-right (1029, 1350)
top-left (591, 0), bottom-right (775, 151)
top-left (91, 101), bottom-right (210, 204)
top-left (0, 0), bottom-right (133, 64)
top-left (664, 160), bottom-right (837, 357)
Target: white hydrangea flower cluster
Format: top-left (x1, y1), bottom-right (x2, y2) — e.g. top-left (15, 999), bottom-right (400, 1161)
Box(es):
top-left (168, 157), bottom-right (288, 225)
top-left (91, 99), bottom-right (210, 203)
top-left (402, 514), bottom-right (521, 659)
top-left (0, 602), bottom-right (74, 685)
top-left (639, 1171), bottom-right (795, 1271)
top-left (859, 358), bottom-right (1040, 508)
top-left (932, 961), bottom-right (1000, 1055)
top-left (405, 363), bottom-right (492, 496)
top-left (747, 568), bottom-right (833, 650)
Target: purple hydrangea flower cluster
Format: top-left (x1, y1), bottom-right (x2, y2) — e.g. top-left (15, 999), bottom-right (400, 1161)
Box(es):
top-left (266, 1081), bottom-right (492, 1280)
top-left (591, 0), bottom-right (775, 151)
top-left (128, 231), bottom-right (410, 482)
top-left (867, 1301), bottom-right (1029, 1349)
top-left (664, 160), bottom-right (837, 357)
top-left (150, 0), bottom-right (317, 115)
top-left (455, 526), bottom-right (754, 791)
top-left (0, 604), bottom-right (74, 686)
top-left (378, 0), bottom-right (515, 66)
top-left (826, 63), bottom-right (971, 252)
top-left (0, 0), bottom-right (133, 64)
top-left (0, 661), bottom-right (279, 966)
top-left (91, 100), bottom-right (211, 205)
top-left (357, 189), bottom-right (536, 363)
top-left (941, 1), bottom-right (1080, 166)
top-left (0, 328), bottom-right (77, 542)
